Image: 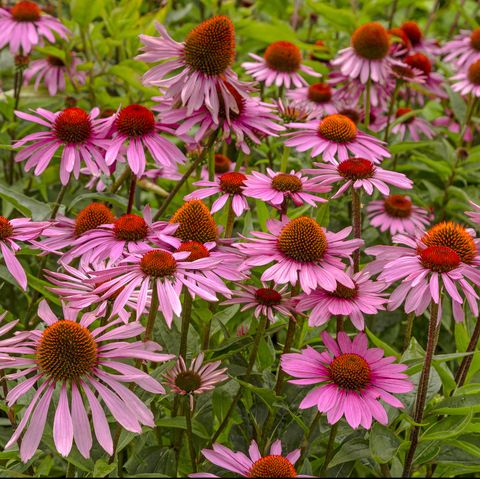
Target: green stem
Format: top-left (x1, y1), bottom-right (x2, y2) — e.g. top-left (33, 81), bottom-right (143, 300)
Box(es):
top-left (280, 146), bottom-right (289, 173)
top-left (296, 412), bottom-right (321, 470)
top-left (403, 312), bottom-right (415, 352)
top-left (351, 187), bottom-right (361, 273)
top-left (224, 198), bottom-right (236, 238)
top-left (207, 315), bottom-right (269, 448)
top-left (384, 82), bottom-right (400, 143)
top-left (66, 462), bottom-right (75, 478)
top-left (126, 172), bottom-right (137, 214)
top-left (111, 168), bottom-right (131, 194)
top-left (321, 423), bottom-right (339, 476)
top-left (154, 132), bottom-right (218, 220)
top-left (402, 299), bottom-right (441, 477)
top-left (50, 182), bottom-right (70, 220)
top-left (364, 78), bottom-right (371, 130)
top-left (387, 0), bottom-right (399, 28)
top-left (454, 312), bottom-right (480, 388)
top-left (185, 398), bottom-right (197, 473)
top-left (179, 289), bottom-right (193, 360)
top-left (144, 285), bottom-right (159, 342)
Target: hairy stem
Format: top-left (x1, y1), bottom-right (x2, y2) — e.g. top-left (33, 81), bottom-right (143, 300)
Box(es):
top-left (321, 423), bottom-right (339, 476)
top-left (454, 313), bottom-right (480, 388)
top-left (403, 312), bottom-right (415, 352)
top-left (351, 187), bottom-right (361, 273)
top-left (144, 284), bottom-right (159, 342)
top-left (185, 398), bottom-right (197, 473)
top-left (179, 289), bottom-right (193, 360)
top-left (126, 172), bottom-right (137, 214)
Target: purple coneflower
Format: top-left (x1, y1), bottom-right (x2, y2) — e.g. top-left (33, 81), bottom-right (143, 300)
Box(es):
top-left (467, 201), bottom-right (480, 225)
top-left (1, 301), bottom-right (174, 462)
top-left (451, 59), bottom-right (480, 97)
top-left (367, 195), bottom-right (431, 236)
top-left (287, 82), bottom-right (337, 116)
top-left (281, 331), bottom-right (413, 429)
top-left (442, 28), bottom-right (480, 68)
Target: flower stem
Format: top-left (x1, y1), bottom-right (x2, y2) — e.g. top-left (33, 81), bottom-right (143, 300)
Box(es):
top-left (454, 312), bottom-right (480, 388)
top-left (223, 198), bottom-right (236, 238)
top-left (351, 187), bottom-right (361, 273)
top-left (154, 131), bottom-right (218, 220)
top-left (66, 461), bottom-right (75, 478)
top-left (296, 412), bottom-right (322, 470)
top-left (321, 422), bottom-right (339, 476)
top-left (207, 315), bottom-right (269, 448)
top-left (144, 284), bottom-right (159, 342)
top-left (402, 299), bottom-right (441, 477)
top-left (111, 168), bottom-right (131, 194)
top-left (126, 171), bottom-right (137, 214)
top-left (403, 312), bottom-right (415, 352)
top-left (179, 288), bottom-right (193, 360)
top-left (50, 181), bottom-right (70, 220)
top-left (384, 81), bottom-right (400, 143)
top-left (364, 78), bottom-right (371, 130)
top-left (185, 397), bottom-right (197, 473)
top-left (387, 0), bottom-right (399, 28)
top-left (280, 145), bottom-right (289, 172)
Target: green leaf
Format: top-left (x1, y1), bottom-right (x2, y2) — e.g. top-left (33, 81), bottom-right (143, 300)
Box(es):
top-left (70, 0), bottom-right (104, 27)
top-left (0, 183), bottom-right (50, 220)
top-left (433, 393), bottom-right (480, 415)
top-left (389, 141), bottom-right (433, 154)
top-left (306, 0), bottom-right (357, 32)
top-left (369, 423), bottom-right (401, 463)
top-left (422, 411), bottom-right (473, 440)
top-left (329, 437), bottom-right (370, 468)
top-left (26, 274), bottom-right (61, 306)
top-left (236, 379), bottom-right (279, 412)
top-left (366, 328), bottom-right (399, 358)
top-left (255, 199), bottom-right (269, 231)
top-left (93, 459), bottom-right (117, 477)
top-left (155, 417), bottom-right (209, 439)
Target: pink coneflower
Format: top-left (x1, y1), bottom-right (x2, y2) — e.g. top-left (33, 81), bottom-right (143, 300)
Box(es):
top-left (104, 104), bottom-right (185, 177)
top-left (243, 168), bottom-right (330, 209)
top-left (62, 206), bottom-right (180, 265)
top-left (365, 222), bottom-right (480, 323)
top-left (89, 248), bottom-right (225, 325)
top-left (296, 271), bottom-right (387, 330)
top-left (23, 53), bottom-right (85, 96)
top-left (432, 111), bottom-right (474, 142)
top-left (286, 82), bottom-right (337, 116)
top-left (14, 107), bottom-right (110, 185)
top-left (234, 216), bottom-right (363, 294)
top-left (161, 91), bottom-right (285, 154)
top-left (191, 439), bottom-right (309, 478)
top-left (452, 60), bottom-right (480, 97)
top-left (303, 158), bottom-right (413, 199)
top-left (331, 22), bottom-right (395, 84)
top-left (466, 201), bottom-right (480, 225)
top-left (35, 202), bottom-right (115, 257)
top-left (242, 41), bottom-right (320, 88)
top-left (0, 215), bottom-right (48, 290)
top-left (374, 107), bottom-right (434, 141)
top-left (284, 114), bottom-right (390, 164)
top-left (403, 53), bottom-right (446, 102)
top-left (44, 262), bottom-right (141, 323)
top-left (276, 98), bottom-right (312, 123)
top-left (185, 172), bottom-right (249, 216)
top-left (164, 353), bottom-right (227, 408)
top-left (399, 21), bottom-right (441, 56)
top-left (137, 16), bottom-right (251, 123)
top-left (0, 1), bottom-right (69, 54)
top-left (442, 28), bottom-right (480, 68)
top-left (222, 283), bottom-right (296, 323)
top-left (1, 300), bottom-right (174, 462)
top-left (281, 331), bottom-right (413, 429)
top-left (367, 195), bottom-right (431, 235)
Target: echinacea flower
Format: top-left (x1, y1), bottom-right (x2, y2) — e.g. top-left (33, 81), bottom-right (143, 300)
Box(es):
top-left (374, 107), bottom-right (435, 141)
top-left (1, 300), bottom-right (174, 462)
top-left (242, 168), bottom-right (330, 209)
top-left (62, 206), bottom-right (180, 265)
top-left (191, 439), bottom-right (310, 478)
top-left (185, 171), bottom-right (249, 216)
top-left (365, 222), bottom-right (480, 322)
top-left (0, 1), bottom-right (69, 54)
top-left (137, 16), bottom-right (251, 123)
top-left (35, 202), bottom-right (115, 257)
top-left (284, 114), bottom-right (390, 164)
top-left (164, 352), bottom-right (227, 408)
top-left (44, 262), bottom-right (144, 323)
top-left (286, 82), bottom-right (337, 116)
top-left (14, 107), bottom-right (111, 185)
top-left (104, 104), bottom-right (185, 177)
top-left (90, 248), bottom-right (225, 325)
top-left (234, 216), bottom-right (363, 294)
top-left (0, 215), bottom-right (48, 290)
top-left (399, 21), bottom-right (441, 56)
top-left (296, 271), bottom-right (387, 330)
top-left (331, 22), bottom-right (395, 84)
top-left (23, 53), bottom-right (85, 96)
top-left (452, 59), bottom-right (480, 97)
top-left (367, 195), bottom-right (430, 235)
top-left (242, 40), bottom-right (320, 88)
top-left (303, 157), bottom-right (413, 199)
top-left (222, 283), bottom-right (296, 323)
top-left (281, 331), bottom-right (413, 429)
top-left (160, 90), bottom-right (284, 154)
top-left (276, 98), bottom-right (311, 124)
top-left (442, 28), bottom-right (480, 68)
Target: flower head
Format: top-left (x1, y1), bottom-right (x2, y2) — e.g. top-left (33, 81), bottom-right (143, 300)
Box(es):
top-left (285, 114), bottom-right (390, 164)
top-left (242, 40), bottom-right (321, 88)
top-left (191, 439), bottom-right (308, 478)
top-left (303, 157), bottom-right (412, 198)
top-left (367, 195), bottom-right (431, 235)
top-left (442, 28), bottom-right (480, 68)
top-left (281, 331), bottom-right (413, 429)
top-left (0, 1), bottom-right (70, 54)
top-left (14, 107), bottom-right (111, 185)
top-left (137, 17), bottom-right (252, 123)
top-left (286, 82), bottom-right (337, 116)
top-left (243, 168), bottom-right (330, 209)
top-left (235, 217), bottom-right (362, 294)
top-left (1, 300), bottom-right (174, 462)
top-left (452, 59), bottom-right (480, 97)
top-left (296, 271), bottom-right (388, 330)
